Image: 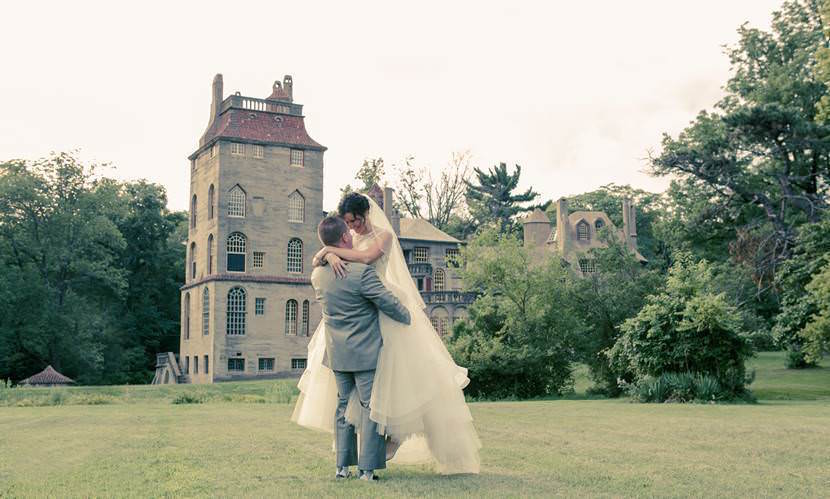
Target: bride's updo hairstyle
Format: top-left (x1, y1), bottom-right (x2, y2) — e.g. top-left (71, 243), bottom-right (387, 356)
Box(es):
top-left (338, 192), bottom-right (370, 218)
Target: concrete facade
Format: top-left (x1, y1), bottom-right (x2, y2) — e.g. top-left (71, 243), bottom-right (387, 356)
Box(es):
top-left (522, 197), bottom-right (646, 274)
top-left (175, 74), bottom-right (325, 384)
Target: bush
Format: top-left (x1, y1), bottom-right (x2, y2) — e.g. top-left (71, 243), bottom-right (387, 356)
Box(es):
top-left (626, 371), bottom-right (753, 403)
top-left (172, 393), bottom-right (204, 405)
top-left (609, 254), bottom-right (754, 401)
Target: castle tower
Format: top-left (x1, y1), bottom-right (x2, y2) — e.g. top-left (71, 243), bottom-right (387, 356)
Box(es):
top-left (179, 74), bottom-right (326, 383)
top-left (522, 208), bottom-right (552, 249)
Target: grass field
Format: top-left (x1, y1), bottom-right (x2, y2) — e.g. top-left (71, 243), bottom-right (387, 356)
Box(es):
top-left (1, 352), bottom-right (829, 497)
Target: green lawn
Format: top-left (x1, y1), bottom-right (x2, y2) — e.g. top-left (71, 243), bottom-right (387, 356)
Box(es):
top-left (1, 352), bottom-right (829, 497)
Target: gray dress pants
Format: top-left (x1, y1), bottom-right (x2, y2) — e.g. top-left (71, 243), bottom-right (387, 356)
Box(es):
top-left (332, 369), bottom-right (386, 471)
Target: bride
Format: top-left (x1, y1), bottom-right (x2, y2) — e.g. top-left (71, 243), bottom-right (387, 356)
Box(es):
top-left (291, 192), bottom-right (480, 475)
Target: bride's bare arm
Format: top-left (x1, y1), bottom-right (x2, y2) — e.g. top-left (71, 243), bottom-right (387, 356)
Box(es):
top-left (321, 231), bottom-right (392, 265)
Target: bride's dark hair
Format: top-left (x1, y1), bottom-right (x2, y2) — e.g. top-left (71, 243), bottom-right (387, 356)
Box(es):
top-left (338, 192), bottom-right (370, 218)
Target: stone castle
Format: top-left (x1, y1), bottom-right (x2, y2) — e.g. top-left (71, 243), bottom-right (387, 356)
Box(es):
top-left (522, 197), bottom-right (646, 272)
top-left (153, 75), bottom-right (473, 384)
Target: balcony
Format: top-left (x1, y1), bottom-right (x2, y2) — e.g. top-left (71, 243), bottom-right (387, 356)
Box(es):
top-left (420, 291), bottom-right (477, 305)
top-left (408, 262), bottom-right (433, 276)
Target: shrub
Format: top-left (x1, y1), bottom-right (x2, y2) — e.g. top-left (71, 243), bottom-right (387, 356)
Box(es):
top-left (609, 253), bottom-right (754, 402)
top-left (172, 393), bottom-right (204, 405)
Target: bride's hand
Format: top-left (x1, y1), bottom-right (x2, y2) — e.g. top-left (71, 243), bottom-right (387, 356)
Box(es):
top-left (326, 253), bottom-right (347, 278)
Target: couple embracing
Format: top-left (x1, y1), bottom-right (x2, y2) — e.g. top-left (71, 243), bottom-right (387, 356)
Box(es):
top-left (291, 192), bottom-right (481, 481)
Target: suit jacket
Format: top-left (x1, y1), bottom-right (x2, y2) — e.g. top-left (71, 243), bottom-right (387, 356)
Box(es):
top-left (311, 262), bottom-right (411, 372)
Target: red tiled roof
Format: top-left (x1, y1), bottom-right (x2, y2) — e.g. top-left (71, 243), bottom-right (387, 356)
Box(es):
top-left (200, 110), bottom-right (325, 151)
top-left (20, 365), bottom-right (75, 385)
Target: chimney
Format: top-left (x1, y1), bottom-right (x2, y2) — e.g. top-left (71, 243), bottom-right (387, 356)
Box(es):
top-left (210, 74), bottom-right (223, 124)
top-left (383, 187), bottom-right (401, 236)
top-left (627, 200), bottom-right (638, 249)
top-left (556, 197), bottom-right (569, 253)
top-left (622, 198), bottom-right (633, 247)
top-left (283, 75), bottom-right (293, 101)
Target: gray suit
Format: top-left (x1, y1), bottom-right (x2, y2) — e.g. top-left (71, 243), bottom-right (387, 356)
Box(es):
top-left (311, 262), bottom-right (411, 472)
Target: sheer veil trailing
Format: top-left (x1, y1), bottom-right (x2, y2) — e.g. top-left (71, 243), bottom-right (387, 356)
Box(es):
top-left (362, 195), bottom-right (426, 311)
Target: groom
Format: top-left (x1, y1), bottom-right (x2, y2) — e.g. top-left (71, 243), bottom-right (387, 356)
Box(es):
top-left (311, 216), bottom-right (411, 481)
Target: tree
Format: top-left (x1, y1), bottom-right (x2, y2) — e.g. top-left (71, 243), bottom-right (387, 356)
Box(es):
top-left (650, 0), bottom-right (830, 292)
top-left (0, 153), bottom-right (127, 383)
top-left (395, 151), bottom-right (472, 237)
top-left (446, 228), bottom-right (581, 398)
top-left (571, 232), bottom-right (664, 395)
top-left (799, 261), bottom-right (830, 362)
top-left (608, 253), bottom-right (754, 401)
top-left (339, 157), bottom-right (386, 197)
top-left (109, 181), bottom-right (187, 384)
top-left (465, 162), bottom-right (540, 235)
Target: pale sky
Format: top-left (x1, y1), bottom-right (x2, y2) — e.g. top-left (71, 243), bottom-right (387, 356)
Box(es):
top-left (0, 0), bottom-right (783, 212)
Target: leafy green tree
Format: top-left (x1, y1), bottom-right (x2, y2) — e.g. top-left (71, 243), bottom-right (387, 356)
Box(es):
top-left (772, 215), bottom-right (830, 365)
top-left (608, 253), bottom-right (754, 400)
top-left (571, 233), bottom-right (664, 395)
top-left (447, 228), bottom-right (581, 398)
top-left (464, 162), bottom-right (540, 236)
top-left (650, 0), bottom-right (830, 291)
top-left (109, 181), bottom-right (187, 384)
top-left (0, 154), bottom-right (127, 383)
top-left (799, 261), bottom-right (830, 362)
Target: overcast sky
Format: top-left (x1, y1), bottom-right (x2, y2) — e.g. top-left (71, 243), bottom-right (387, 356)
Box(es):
top-left (1, 0), bottom-right (784, 212)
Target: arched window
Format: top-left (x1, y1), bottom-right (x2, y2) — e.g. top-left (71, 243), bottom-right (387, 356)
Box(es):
top-left (430, 307), bottom-right (450, 336)
top-left (595, 219), bottom-right (604, 231)
top-left (287, 238), bottom-right (303, 273)
top-left (184, 292), bottom-right (191, 340)
top-left (208, 185), bottom-right (215, 220)
top-left (202, 287), bottom-right (210, 336)
top-left (190, 242), bottom-right (197, 279)
top-left (288, 191), bottom-right (305, 223)
top-left (227, 287), bottom-right (246, 335)
top-left (576, 221), bottom-right (590, 241)
top-left (285, 299), bottom-right (298, 336)
top-left (227, 233), bottom-right (246, 272)
top-left (191, 195), bottom-right (197, 228)
top-left (433, 268), bottom-right (446, 292)
top-left (301, 300), bottom-right (310, 336)
top-left (228, 185), bottom-right (246, 218)
top-left (207, 234), bottom-right (214, 275)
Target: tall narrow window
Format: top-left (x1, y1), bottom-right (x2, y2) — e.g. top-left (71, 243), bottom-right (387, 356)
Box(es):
top-left (433, 269), bottom-right (446, 292)
top-left (184, 292), bottom-right (191, 340)
top-left (288, 191), bottom-right (305, 223)
top-left (193, 356), bottom-right (199, 374)
top-left (227, 287), bottom-right (246, 335)
top-left (285, 299), bottom-right (298, 335)
top-left (185, 356), bottom-right (190, 374)
top-left (290, 149), bottom-right (304, 166)
top-left (287, 239), bottom-right (303, 273)
top-left (227, 233), bottom-right (246, 272)
top-left (595, 219), bottom-right (604, 231)
top-left (253, 251), bottom-right (264, 269)
top-left (207, 234), bottom-right (214, 274)
top-left (255, 297), bottom-right (265, 315)
top-left (208, 184), bottom-right (215, 220)
top-left (202, 287), bottom-right (210, 336)
top-left (577, 221), bottom-right (590, 241)
top-left (228, 185), bottom-right (246, 218)
top-left (204, 355), bottom-right (209, 374)
top-left (191, 195), bottom-right (197, 228)
top-left (190, 242), bottom-right (197, 279)
top-left (301, 300), bottom-right (309, 336)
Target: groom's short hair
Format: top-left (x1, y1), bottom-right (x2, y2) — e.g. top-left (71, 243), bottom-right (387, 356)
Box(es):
top-left (318, 216), bottom-right (348, 246)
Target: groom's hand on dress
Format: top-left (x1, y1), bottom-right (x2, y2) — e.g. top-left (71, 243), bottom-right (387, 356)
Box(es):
top-left (326, 253), bottom-right (348, 278)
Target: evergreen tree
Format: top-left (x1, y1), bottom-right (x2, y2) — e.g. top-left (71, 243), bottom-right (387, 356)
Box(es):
top-left (465, 162), bottom-right (539, 235)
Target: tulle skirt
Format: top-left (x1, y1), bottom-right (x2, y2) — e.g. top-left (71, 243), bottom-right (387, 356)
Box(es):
top-left (291, 308), bottom-right (481, 475)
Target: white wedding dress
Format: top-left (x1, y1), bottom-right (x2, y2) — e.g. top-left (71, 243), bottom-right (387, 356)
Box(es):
top-left (291, 198), bottom-right (480, 475)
